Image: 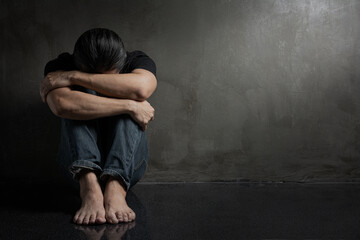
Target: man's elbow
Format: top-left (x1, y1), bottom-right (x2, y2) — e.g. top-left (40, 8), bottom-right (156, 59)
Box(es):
top-left (135, 87), bottom-right (154, 101)
top-left (135, 78), bottom-right (157, 101)
top-left (52, 103), bottom-right (68, 118)
top-left (47, 93), bottom-right (70, 118)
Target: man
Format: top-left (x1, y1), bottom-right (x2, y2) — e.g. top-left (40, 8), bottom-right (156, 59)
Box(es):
top-left (40, 28), bottom-right (157, 225)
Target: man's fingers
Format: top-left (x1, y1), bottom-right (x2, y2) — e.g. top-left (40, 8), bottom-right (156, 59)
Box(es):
top-left (143, 121), bottom-right (149, 131)
top-left (40, 87), bottom-right (45, 102)
top-left (40, 78), bottom-right (48, 102)
top-left (40, 86), bottom-right (47, 103)
top-left (42, 92), bottom-right (47, 103)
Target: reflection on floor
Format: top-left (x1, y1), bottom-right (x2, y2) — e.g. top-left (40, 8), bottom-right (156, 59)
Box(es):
top-left (0, 181), bottom-right (360, 239)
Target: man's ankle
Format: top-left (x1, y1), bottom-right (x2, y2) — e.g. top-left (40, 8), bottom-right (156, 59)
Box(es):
top-left (78, 169), bottom-right (98, 184)
top-left (105, 176), bottom-right (127, 194)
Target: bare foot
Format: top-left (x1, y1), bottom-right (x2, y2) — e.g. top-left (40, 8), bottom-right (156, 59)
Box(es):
top-left (104, 176), bottom-right (136, 224)
top-left (73, 170), bottom-right (106, 225)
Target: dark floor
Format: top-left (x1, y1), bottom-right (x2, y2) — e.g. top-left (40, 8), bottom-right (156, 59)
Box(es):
top-left (0, 181), bottom-right (360, 239)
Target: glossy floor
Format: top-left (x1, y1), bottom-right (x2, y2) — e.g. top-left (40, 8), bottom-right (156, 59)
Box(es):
top-left (0, 182), bottom-right (360, 239)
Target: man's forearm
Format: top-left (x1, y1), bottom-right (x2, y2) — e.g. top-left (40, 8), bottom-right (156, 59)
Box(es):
top-left (70, 69), bottom-right (156, 100)
top-left (46, 87), bottom-right (134, 120)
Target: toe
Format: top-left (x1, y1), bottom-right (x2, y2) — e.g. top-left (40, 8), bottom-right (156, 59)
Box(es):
top-left (73, 211), bottom-right (80, 223)
top-left (76, 213), bottom-right (85, 225)
top-left (129, 211), bottom-right (136, 221)
top-left (83, 215), bottom-right (90, 225)
top-left (96, 212), bottom-right (106, 224)
top-left (123, 213), bottom-right (129, 222)
top-left (89, 214), bottom-right (96, 224)
top-left (115, 212), bottom-right (124, 222)
top-left (106, 212), bottom-right (118, 224)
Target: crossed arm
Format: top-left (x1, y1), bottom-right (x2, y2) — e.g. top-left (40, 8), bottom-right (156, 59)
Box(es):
top-left (40, 68), bottom-right (157, 130)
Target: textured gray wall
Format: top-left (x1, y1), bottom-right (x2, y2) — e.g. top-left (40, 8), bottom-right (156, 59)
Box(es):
top-left (1, 0), bottom-right (360, 183)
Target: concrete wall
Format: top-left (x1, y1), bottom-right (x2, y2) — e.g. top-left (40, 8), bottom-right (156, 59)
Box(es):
top-left (1, 0), bottom-right (360, 183)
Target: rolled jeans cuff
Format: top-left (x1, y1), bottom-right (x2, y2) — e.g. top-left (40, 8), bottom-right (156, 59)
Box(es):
top-left (69, 160), bottom-right (103, 180)
top-left (100, 169), bottom-right (130, 192)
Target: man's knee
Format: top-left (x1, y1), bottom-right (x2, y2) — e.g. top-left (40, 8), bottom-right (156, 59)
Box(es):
top-left (111, 115), bottom-right (143, 134)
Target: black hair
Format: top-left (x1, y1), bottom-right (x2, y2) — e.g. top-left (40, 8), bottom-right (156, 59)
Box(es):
top-left (73, 28), bottom-right (127, 73)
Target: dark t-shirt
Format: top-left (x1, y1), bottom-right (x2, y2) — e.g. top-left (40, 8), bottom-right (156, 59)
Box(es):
top-left (43, 50), bottom-right (156, 77)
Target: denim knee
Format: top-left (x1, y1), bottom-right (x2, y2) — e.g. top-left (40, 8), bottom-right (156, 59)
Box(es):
top-left (99, 115), bottom-right (149, 191)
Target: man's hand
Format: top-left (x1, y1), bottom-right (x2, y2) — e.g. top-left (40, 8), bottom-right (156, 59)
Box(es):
top-left (129, 100), bottom-right (155, 131)
top-left (40, 71), bottom-right (76, 102)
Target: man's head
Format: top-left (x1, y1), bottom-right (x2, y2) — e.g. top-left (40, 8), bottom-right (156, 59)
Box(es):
top-left (73, 28), bottom-right (127, 73)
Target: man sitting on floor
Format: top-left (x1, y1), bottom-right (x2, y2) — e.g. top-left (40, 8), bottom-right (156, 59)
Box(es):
top-left (40, 28), bottom-right (157, 225)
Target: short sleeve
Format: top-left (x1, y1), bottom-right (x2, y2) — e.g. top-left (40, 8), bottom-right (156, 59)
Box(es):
top-left (121, 50), bottom-right (157, 76)
top-left (43, 52), bottom-right (76, 77)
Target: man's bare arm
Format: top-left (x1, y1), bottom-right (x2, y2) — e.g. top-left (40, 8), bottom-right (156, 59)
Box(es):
top-left (46, 87), bottom-right (154, 130)
top-left (40, 69), bottom-right (157, 102)
top-left (74, 68), bottom-right (157, 100)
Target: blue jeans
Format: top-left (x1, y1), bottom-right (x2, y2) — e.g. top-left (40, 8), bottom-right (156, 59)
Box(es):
top-left (55, 88), bottom-right (149, 192)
